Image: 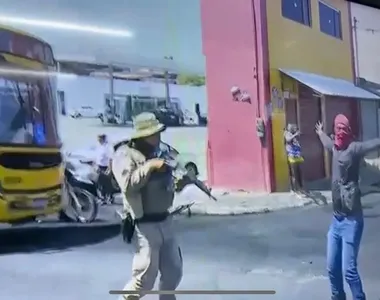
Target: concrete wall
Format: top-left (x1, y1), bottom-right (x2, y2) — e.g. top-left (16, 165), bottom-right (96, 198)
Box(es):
top-left (57, 76), bottom-right (207, 116)
top-left (266, 0), bottom-right (354, 191)
top-left (350, 3), bottom-right (380, 83)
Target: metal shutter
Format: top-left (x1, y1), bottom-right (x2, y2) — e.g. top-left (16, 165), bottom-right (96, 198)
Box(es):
top-left (298, 84), bottom-right (325, 181)
top-left (360, 100), bottom-right (378, 158)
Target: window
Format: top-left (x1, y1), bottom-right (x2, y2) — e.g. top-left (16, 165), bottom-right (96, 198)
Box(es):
top-left (0, 77), bottom-right (59, 146)
top-left (282, 0), bottom-right (312, 26)
top-left (319, 1), bottom-right (342, 39)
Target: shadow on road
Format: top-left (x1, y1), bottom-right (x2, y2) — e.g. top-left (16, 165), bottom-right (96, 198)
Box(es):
top-left (0, 224), bottom-right (120, 255)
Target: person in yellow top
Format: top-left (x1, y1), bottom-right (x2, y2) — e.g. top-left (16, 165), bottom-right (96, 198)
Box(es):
top-left (284, 123), bottom-right (305, 196)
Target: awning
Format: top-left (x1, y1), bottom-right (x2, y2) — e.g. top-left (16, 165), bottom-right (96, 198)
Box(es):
top-left (279, 69), bottom-right (380, 100)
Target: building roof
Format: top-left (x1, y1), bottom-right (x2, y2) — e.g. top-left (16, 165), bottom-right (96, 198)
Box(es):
top-left (356, 77), bottom-right (380, 97)
top-left (279, 69), bottom-right (380, 100)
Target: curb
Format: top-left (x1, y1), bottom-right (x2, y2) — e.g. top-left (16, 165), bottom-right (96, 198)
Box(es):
top-left (0, 220), bottom-right (120, 234)
top-left (177, 185), bottom-right (380, 216)
top-left (176, 197), bottom-right (333, 216)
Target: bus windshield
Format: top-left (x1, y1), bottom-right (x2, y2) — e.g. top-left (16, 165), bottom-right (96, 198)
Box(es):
top-left (0, 76), bottom-right (59, 146)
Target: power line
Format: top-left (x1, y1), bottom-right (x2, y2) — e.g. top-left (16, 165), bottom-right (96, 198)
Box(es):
top-left (353, 17), bottom-right (380, 33)
top-left (355, 26), bottom-right (380, 33)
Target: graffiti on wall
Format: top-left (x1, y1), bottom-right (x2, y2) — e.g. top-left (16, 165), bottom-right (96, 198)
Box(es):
top-left (271, 87), bottom-right (284, 111)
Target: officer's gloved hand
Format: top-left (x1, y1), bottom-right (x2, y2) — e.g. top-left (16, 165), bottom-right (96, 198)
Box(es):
top-left (164, 158), bottom-right (179, 170)
top-left (147, 158), bottom-right (166, 171)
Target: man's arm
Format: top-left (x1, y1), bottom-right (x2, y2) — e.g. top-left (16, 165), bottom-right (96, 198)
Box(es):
top-left (121, 160), bottom-right (154, 193)
top-left (353, 138), bottom-right (380, 156)
top-left (317, 131), bottom-right (334, 150)
top-left (112, 151), bottom-right (164, 194)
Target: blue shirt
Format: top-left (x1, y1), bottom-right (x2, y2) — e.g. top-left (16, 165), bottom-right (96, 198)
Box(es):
top-left (33, 122), bottom-right (46, 145)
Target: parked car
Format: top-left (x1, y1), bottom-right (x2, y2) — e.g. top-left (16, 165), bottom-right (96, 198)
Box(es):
top-left (198, 113), bottom-right (208, 126)
top-left (151, 108), bottom-right (183, 127)
top-left (99, 113), bottom-right (122, 124)
top-left (70, 106), bottom-right (101, 119)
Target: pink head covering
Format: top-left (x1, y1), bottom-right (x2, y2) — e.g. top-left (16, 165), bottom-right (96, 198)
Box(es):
top-left (334, 114), bottom-right (352, 150)
top-left (334, 114), bottom-right (350, 128)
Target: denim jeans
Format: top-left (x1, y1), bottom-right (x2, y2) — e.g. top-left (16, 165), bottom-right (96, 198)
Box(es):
top-left (327, 215), bottom-right (366, 300)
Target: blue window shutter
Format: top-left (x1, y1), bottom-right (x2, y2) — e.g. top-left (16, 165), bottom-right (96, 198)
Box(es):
top-left (319, 2), bottom-right (335, 37)
top-left (302, 0), bottom-right (311, 26)
top-left (282, 0), bottom-right (305, 24)
top-left (334, 11), bottom-right (342, 38)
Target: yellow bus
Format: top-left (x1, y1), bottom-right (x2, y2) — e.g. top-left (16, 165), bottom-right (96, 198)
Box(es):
top-left (0, 26), bottom-right (63, 223)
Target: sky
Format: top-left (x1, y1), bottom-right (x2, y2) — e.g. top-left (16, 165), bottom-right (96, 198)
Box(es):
top-left (0, 0), bottom-right (205, 74)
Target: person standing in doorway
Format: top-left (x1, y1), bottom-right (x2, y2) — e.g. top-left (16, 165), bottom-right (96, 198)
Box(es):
top-left (284, 123), bottom-right (305, 196)
top-left (316, 114), bottom-right (380, 300)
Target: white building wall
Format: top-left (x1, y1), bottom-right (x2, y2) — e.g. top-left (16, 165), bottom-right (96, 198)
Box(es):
top-left (351, 3), bottom-right (380, 167)
top-left (351, 3), bottom-right (380, 82)
top-left (57, 76), bottom-right (208, 116)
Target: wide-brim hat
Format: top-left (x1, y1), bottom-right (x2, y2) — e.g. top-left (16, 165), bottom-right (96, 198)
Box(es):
top-left (131, 112), bottom-right (166, 139)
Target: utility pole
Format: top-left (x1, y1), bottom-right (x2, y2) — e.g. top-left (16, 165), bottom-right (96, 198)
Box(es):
top-left (109, 64), bottom-right (114, 117)
top-left (353, 17), bottom-right (360, 83)
top-left (164, 56), bottom-right (173, 108)
top-left (109, 64), bottom-right (114, 100)
top-left (164, 2), bottom-right (177, 108)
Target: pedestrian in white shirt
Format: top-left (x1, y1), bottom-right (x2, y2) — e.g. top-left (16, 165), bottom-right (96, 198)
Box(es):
top-left (95, 134), bottom-right (113, 203)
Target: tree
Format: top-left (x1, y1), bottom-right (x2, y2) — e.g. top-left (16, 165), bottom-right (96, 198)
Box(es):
top-left (176, 74), bottom-right (206, 86)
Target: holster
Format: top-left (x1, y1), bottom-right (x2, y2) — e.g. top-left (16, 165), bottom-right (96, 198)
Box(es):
top-left (121, 212), bottom-right (135, 243)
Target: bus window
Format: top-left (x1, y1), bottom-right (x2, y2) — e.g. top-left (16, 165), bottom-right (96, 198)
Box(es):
top-left (0, 79), bottom-right (31, 144)
top-left (0, 77), bottom-right (59, 146)
top-left (33, 80), bottom-right (59, 146)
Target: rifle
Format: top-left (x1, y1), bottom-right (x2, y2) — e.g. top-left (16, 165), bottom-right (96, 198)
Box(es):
top-left (161, 152), bottom-right (218, 201)
top-left (169, 202), bottom-right (194, 216)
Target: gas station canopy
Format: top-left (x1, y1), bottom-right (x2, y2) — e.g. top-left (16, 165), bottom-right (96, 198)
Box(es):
top-left (57, 59), bottom-right (178, 83)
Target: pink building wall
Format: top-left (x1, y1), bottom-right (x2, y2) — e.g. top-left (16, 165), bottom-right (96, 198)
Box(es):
top-left (200, 0), bottom-right (273, 191)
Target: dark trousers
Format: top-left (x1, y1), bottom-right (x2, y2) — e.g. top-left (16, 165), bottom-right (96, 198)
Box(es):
top-left (327, 215), bottom-right (365, 300)
top-left (288, 162), bottom-right (303, 191)
top-left (97, 166), bottom-right (111, 198)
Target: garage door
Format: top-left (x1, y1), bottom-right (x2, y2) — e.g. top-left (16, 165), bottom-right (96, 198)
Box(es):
top-left (298, 84), bottom-right (325, 181)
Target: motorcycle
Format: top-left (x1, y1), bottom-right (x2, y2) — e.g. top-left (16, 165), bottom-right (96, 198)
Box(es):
top-left (59, 157), bottom-right (99, 223)
top-left (74, 159), bottom-right (120, 204)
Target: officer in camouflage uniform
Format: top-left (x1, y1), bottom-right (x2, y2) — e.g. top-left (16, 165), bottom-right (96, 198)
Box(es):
top-left (112, 112), bottom-right (183, 300)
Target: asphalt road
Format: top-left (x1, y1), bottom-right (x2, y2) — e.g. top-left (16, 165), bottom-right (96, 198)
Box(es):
top-left (1, 193), bottom-right (380, 300)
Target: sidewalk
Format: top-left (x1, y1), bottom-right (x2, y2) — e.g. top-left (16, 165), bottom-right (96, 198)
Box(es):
top-left (173, 182), bottom-right (380, 216)
top-left (174, 186), bottom-right (331, 215)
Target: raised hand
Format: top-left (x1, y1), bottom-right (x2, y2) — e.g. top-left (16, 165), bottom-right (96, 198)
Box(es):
top-left (315, 121), bottom-right (323, 135)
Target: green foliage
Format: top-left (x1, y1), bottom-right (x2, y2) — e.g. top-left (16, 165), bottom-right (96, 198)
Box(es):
top-left (176, 74), bottom-right (205, 86)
